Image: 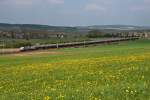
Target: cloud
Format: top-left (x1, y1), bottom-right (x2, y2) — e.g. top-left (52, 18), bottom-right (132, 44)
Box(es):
top-left (144, 0), bottom-right (150, 3)
top-left (85, 4), bottom-right (106, 12)
top-left (0, 0), bottom-right (64, 6)
top-left (130, 0), bottom-right (150, 11)
top-left (96, 0), bottom-right (112, 5)
top-left (14, 0), bottom-right (33, 5)
top-left (47, 0), bottom-right (64, 4)
top-left (0, 0), bottom-right (34, 6)
top-left (130, 6), bottom-right (146, 11)
top-left (84, 0), bottom-right (112, 12)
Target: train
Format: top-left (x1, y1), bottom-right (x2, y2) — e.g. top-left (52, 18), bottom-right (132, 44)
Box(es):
top-left (19, 37), bottom-right (139, 52)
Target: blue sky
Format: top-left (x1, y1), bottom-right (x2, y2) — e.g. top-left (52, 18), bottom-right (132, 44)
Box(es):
top-left (0, 0), bottom-right (150, 26)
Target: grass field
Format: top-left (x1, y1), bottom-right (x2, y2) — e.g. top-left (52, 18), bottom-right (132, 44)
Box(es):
top-left (0, 39), bottom-right (150, 100)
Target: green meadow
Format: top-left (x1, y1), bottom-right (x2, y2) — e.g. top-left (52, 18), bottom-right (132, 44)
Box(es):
top-left (0, 39), bottom-right (150, 100)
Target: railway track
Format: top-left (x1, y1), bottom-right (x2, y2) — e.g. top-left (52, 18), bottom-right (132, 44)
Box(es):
top-left (0, 38), bottom-right (139, 54)
top-left (20, 37), bottom-right (139, 52)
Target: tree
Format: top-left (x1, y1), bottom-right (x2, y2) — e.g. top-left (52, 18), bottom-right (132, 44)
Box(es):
top-left (87, 30), bottom-right (104, 38)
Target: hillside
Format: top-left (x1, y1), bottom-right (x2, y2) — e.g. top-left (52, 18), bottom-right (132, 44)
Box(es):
top-left (0, 23), bottom-right (77, 33)
top-left (1, 23), bottom-right (150, 33)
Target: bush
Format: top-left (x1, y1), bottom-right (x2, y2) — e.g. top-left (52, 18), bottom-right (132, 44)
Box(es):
top-left (87, 30), bottom-right (105, 38)
top-left (87, 30), bottom-right (113, 38)
top-left (5, 41), bottom-right (32, 48)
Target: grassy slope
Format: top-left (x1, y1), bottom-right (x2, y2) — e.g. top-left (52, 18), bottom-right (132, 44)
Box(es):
top-left (0, 39), bottom-right (150, 100)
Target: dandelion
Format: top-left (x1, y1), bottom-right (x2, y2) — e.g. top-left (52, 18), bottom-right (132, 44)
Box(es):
top-left (87, 82), bottom-right (91, 85)
top-left (76, 89), bottom-right (79, 92)
top-left (44, 96), bottom-right (51, 100)
top-left (131, 91), bottom-right (134, 94)
top-left (94, 97), bottom-right (98, 100)
top-left (0, 86), bottom-right (3, 89)
top-left (135, 90), bottom-right (137, 93)
top-left (51, 88), bottom-right (56, 91)
top-left (106, 84), bottom-right (109, 87)
top-left (126, 90), bottom-right (129, 93)
top-left (57, 93), bottom-right (65, 99)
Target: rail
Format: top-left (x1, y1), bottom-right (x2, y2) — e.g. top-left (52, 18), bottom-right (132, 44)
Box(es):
top-left (20, 37), bottom-right (139, 52)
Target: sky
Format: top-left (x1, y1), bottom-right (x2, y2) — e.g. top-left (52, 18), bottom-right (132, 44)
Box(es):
top-left (0, 0), bottom-right (150, 26)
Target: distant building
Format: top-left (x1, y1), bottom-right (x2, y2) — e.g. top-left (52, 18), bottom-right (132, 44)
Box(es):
top-left (0, 30), bottom-right (66, 39)
top-left (115, 31), bottom-right (150, 38)
top-left (47, 32), bottom-right (65, 38)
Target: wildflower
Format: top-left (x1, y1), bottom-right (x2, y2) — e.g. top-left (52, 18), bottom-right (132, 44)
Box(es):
top-left (76, 89), bottom-right (79, 92)
top-left (44, 96), bottom-right (51, 100)
top-left (106, 84), bottom-right (109, 87)
top-left (57, 93), bottom-right (65, 99)
top-left (126, 90), bottom-right (129, 93)
top-left (142, 75), bottom-right (145, 79)
top-left (94, 97), bottom-right (98, 100)
top-left (51, 88), bottom-right (56, 91)
top-left (131, 91), bottom-right (134, 94)
top-left (135, 90), bottom-right (137, 93)
top-left (0, 86), bottom-right (3, 89)
top-left (87, 82), bottom-right (91, 85)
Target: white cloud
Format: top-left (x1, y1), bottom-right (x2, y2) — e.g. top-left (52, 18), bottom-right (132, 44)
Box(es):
top-left (15, 0), bottom-right (33, 5)
top-left (95, 0), bottom-right (112, 5)
top-left (130, 0), bottom-right (150, 11)
top-left (85, 4), bottom-right (106, 12)
top-left (47, 0), bottom-right (64, 4)
top-left (130, 6), bottom-right (146, 11)
top-left (0, 0), bottom-right (33, 6)
top-left (144, 0), bottom-right (150, 3)
top-left (0, 0), bottom-right (64, 6)
top-left (84, 0), bottom-right (111, 12)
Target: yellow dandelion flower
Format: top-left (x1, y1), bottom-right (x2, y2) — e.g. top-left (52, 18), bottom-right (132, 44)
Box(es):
top-left (126, 90), bottom-right (129, 93)
top-left (131, 91), bottom-right (134, 94)
top-left (135, 90), bottom-right (137, 93)
top-left (44, 96), bottom-right (51, 100)
top-left (94, 97), bottom-right (98, 100)
top-left (142, 75), bottom-right (145, 79)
